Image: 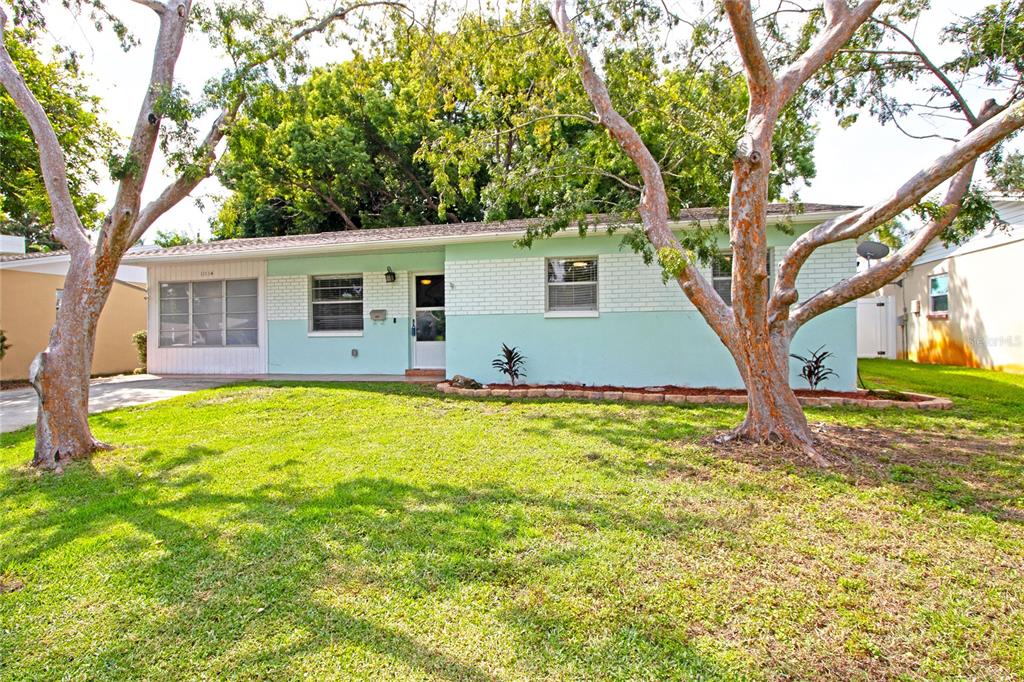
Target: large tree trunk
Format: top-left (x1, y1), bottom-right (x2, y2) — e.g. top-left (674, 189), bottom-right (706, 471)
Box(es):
top-left (29, 257), bottom-right (113, 470)
top-left (722, 328), bottom-right (831, 465)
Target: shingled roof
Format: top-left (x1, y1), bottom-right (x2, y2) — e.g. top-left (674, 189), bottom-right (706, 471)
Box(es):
top-left (0, 249), bottom-right (68, 263)
top-left (120, 203), bottom-right (857, 263)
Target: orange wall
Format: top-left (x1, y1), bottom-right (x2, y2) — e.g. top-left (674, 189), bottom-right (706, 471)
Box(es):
top-left (0, 270), bottom-right (148, 381)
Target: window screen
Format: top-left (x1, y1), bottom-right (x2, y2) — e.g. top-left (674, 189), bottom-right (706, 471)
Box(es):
top-left (930, 274), bottom-right (949, 314)
top-left (711, 250), bottom-right (774, 306)
top-left (547, 258), bottom-right (598, 311)
top-left (158, 279), bottom-right (258, 347)
top-left (310, 275), bottom-right (364, 332)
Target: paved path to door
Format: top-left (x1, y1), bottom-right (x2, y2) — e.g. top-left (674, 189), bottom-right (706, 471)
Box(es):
top-left (0, 374), bottom-right (236, 433)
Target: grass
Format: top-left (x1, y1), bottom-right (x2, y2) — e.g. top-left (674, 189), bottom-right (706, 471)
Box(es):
top-left (1, 359), bottom-right (1022, 680)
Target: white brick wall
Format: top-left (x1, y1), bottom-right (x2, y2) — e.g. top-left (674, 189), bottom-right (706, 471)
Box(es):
top-left (266, 271), bottom-right (411, 321)
top-left (446, 258), bottom-right (545, 315)
top-left (598, 252), bottom-right (697, 312)
top-left (266, 275), bottom-right (307, 321)
top-left (363, 270), bottom-right (410, 318)
top-left (792, 241), bottom-right (857, 306)
top-left (267, 244), bottom-right (856, 321)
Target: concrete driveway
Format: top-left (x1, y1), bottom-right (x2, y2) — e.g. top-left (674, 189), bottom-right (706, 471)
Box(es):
top-left (0, 374), bottom-right (236, 433)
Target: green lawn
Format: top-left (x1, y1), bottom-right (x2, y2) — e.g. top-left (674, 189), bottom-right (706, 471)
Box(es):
top-left (1, 360), bottom-right (1022, 680)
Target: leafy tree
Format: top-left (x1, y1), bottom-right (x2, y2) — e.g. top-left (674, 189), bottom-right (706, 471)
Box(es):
top-left (0, 28), bottom-right (111, 250)
top-left (990, 151), bottom-right (1024, 194)
top-left (547, 0), bottom-right (1024, 462)
top-left (0, 0), bottom-right (407, 471)
top-left (153, 229), bottom-right (201, 247)
top-left (213, 7), bottom-right (818, 238)
top-left (214, 50), bottom-right (461, 237)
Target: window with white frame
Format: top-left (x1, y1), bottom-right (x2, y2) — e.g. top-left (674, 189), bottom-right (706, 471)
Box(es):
top-left (711, 249), bottom-right (774, 306)
top-left (158, 279), bottom-right (258, 347)
top-left (547, 257), bottom-right (598, 312)
top-left (929, 273), bottom-right (949, 315)
top-left (310, 275), bottom-right (364, 332)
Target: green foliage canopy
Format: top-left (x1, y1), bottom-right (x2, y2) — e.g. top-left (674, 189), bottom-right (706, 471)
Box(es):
top-left (0, 29), bottom-right (112, 250)
top-left (212, 6), bottom-right (818, 242)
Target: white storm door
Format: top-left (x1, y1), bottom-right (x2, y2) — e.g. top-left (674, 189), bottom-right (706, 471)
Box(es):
top-left (412, 273), bottom-right (445, 369)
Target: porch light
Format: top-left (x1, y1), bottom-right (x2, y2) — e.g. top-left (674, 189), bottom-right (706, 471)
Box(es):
top-left (420, 278), bottom-right (432, 285)
top-left (385, 267), bottom-right (396, 283)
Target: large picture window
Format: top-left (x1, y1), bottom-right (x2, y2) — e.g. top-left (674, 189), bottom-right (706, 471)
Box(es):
top-left (158, 279), bottom-right (258, 347)
top-left (547, 258), bottom-right (598, 312)
top-left (310, 275), bottom-right (364, 332)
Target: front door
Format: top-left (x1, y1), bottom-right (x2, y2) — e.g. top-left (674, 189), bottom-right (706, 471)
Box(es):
top-left (412, 274), bottom-right (445, 369)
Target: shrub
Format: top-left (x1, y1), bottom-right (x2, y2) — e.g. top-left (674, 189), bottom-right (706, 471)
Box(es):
top-left (0, 329), bottom-right (9, 361)
top-left (132, 330), bottom-right (147, 371)
top-left (491, 344), bottom-right (526, 386)
top-left (790, 345), bottom-right (838, 390)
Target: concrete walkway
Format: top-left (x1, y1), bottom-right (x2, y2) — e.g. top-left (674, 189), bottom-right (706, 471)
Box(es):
top-left (0, 373), bottom-right (437, 433)
top-left (0, 374), bottom-right (235, 433)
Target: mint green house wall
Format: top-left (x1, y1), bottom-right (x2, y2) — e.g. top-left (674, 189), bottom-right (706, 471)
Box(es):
top-left (265, 249), bottom-right (443, 374)
top-left (259, 224), bottom-right (858, 389)
top-left (442, 225), bottom-right (858, 390)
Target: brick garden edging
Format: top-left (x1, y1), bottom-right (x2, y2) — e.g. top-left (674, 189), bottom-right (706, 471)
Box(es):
top-left (435, 383), bottom-right (953, 410)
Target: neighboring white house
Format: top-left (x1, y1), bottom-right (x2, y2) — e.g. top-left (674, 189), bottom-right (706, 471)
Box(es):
top-left (858, 196), bottom-right (1024, 372)
top-left (122, 204), bottom-right (862, 389)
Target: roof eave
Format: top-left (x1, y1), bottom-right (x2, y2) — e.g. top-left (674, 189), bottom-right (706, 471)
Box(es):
top-left (122, 209), bottom-right (854, 265)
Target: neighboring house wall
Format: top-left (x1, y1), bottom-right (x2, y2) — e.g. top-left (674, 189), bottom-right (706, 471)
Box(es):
top-left (865, 198), bottom-right (1024, 373)
top-left (897, 239), bottom-right (1024, 372)
top-left (0, 269), bottom-right (147, 380)
top-left (146, 259), bottom-right (268, 374)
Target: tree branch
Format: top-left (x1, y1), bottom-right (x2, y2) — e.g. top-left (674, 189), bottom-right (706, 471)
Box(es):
top-left (129, 98), bottom-right (243, 243)
top-left (775, 0), bottom-right (882, 106)
top-left (549, 0), bottom-right (734, 340)
top-left (771, 99), bottom-right (1024, 326)
top-left (128, 0), bottom-right (168, 14)
top-left (0, 6), bottom-right (90, 255)
top-left (101, 0), bottom-right (191, 256)
top-left (789, 160), bottom-right (976, 328)
top-left (723, 0), bottom-right (775, 98)
top-left (872, 17), bottom-right (978, 127)
top-left (128, 2), bottom-right (403, 243)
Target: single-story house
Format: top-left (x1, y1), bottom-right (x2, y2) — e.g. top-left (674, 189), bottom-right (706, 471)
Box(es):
top-left (862, 196), bottom-right (1023, 372)
top-left (0, 235), bottom-right (149, 381)
top-left (122, 204), bottom-right (861, 389)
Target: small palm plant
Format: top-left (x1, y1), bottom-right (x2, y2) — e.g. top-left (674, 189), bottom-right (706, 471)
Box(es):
top-left (492, 343), bottom-right (526, 386)
top-left (790, 345), bottom-right (838, 390)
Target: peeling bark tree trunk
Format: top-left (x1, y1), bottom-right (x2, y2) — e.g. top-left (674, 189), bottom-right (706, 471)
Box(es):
top-left (549, 0), bottom-right (1024, 463)
top-left (1, 1), bottom-right (389, 470)
top-left (29, 256), bottom-right (117, 469)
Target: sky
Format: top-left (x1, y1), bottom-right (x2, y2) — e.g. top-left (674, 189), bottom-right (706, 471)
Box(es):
top-left (37, 0), bottom-right (1015, 242)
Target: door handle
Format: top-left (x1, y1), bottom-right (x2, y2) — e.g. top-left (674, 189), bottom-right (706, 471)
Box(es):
top-left (410, 322), bottom-right (416, 337)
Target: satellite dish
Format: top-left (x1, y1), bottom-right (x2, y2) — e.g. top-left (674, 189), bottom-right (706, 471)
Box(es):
top-left (857, 240), bottom-right (891, 260)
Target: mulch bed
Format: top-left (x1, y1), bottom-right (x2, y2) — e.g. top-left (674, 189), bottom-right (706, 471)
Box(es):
top-left (0, 379), bottom-right (32, 392)
top-left (438, 381), bottom-right (952, 409)
top-left (483, 383), bottom-right (927, 402)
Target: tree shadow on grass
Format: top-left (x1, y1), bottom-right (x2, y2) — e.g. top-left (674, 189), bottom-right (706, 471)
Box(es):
top-left (0, 459), bottom-right (727, 680)
top-left (466, 391), bottom-right (1024, 523)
